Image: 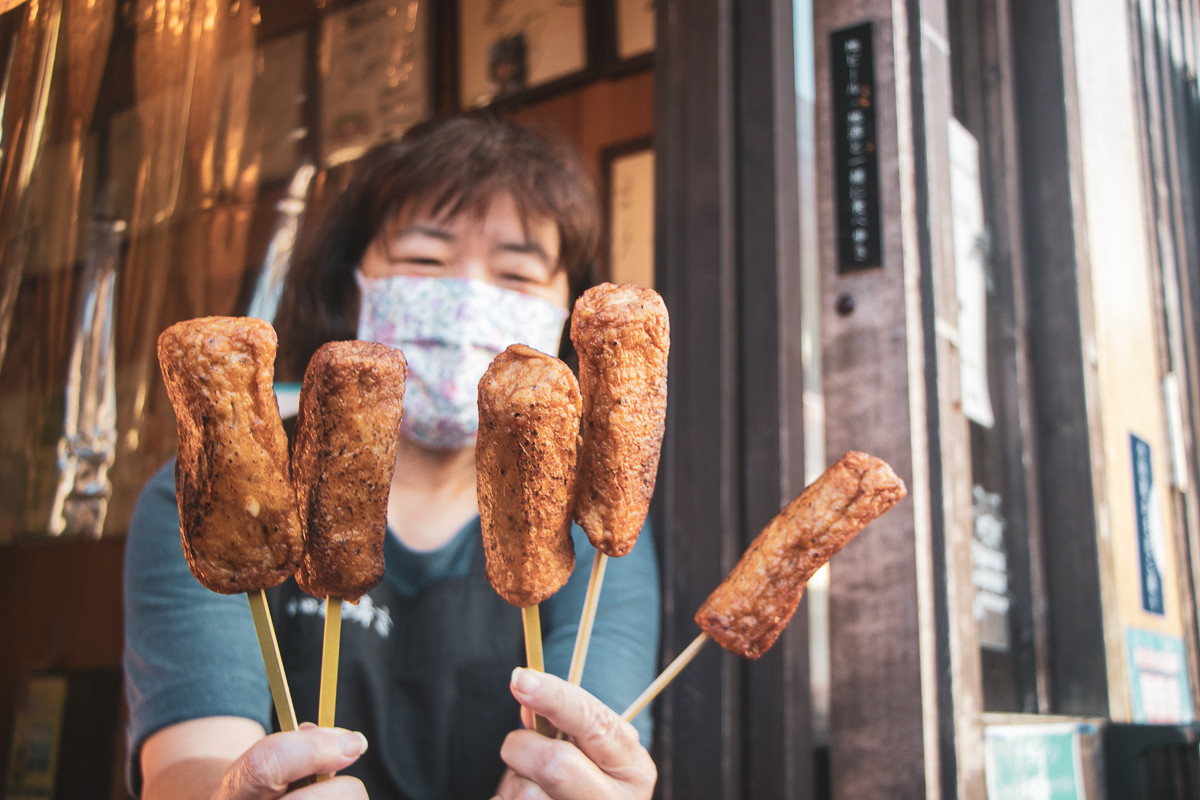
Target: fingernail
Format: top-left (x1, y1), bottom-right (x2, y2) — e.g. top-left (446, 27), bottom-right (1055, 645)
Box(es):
top-left (298, 721), bottom-right (317, 730)
top-left (512, 667), bottom-right (542, 696)
top-left (338, 730), bottom-right (369, 757)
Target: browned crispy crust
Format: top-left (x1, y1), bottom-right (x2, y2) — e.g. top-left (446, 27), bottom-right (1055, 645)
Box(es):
top-left (571, 283), bottom-right (670, 556)
top-left (476, 344), bottom-right (581, 607)
top-left (156, 317), bottom-right (303, 594)
top-left (695, 451), bottom-right (907, 659)
top-left (293, 341), bottom-right (407, 602)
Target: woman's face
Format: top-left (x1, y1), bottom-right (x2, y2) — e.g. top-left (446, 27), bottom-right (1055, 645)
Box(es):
top-left (359, 192), bottom-right (570, 309)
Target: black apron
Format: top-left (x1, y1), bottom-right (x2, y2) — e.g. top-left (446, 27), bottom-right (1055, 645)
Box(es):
top-left (271, 533), bottom-right (525, 799)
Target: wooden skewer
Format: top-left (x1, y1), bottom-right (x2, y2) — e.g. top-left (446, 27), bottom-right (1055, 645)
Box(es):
top-left (319, 596), bottom-right (343, 726)
top-left (245, 590), bottom-right (297, 732)
top-left (522, 605), bottom-right (553, 736)
top-left (566, 550), bottom-right (609, 686)
top-left (621, 632), bottom-right (711, 722)
top-left (315, 595), bottom-right (343, 783)
top-left (557, 551), bottom-right (610, 740)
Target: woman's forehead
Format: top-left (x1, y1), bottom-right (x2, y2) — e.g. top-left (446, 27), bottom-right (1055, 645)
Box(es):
top-left (388, 192), bottom-right (557, 240)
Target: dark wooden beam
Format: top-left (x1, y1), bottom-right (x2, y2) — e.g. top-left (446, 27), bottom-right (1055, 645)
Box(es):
top-left (652, 1), bottom-right (743, 797)
top-left (1008, 0), bottom-right (1111, 716)
top-left (651, 0), bottom-right (811, 796)
top-left (734, 0), bottom-right (812, 797)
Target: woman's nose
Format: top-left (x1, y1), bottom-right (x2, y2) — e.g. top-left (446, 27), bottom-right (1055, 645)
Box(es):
top-left (458, 256), bottom-right (495, 285)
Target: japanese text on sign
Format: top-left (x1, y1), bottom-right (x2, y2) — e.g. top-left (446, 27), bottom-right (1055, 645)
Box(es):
top-left (832, 23), bottom-right (881, 272)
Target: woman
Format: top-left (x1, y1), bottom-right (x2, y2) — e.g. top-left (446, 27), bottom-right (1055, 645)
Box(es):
top-left (123, 115), bottom-right (661, 799)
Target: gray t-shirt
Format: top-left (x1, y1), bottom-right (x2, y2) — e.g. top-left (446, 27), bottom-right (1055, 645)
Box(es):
top-left (123, 460), bottom-right (660, 796)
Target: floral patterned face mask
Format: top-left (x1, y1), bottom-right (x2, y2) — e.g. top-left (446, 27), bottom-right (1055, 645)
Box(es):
top-left (355, 273), bottom-right (569, 450)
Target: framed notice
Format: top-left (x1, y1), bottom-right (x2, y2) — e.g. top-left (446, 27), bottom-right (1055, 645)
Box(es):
top-left (456, 0), bottom-right (593, 109)
top-left (603, 139), bottom-right (655, 288)
top-left (605, 0), bottom-right (654, 73)
top-left (984, 723), bottom-right (1095, 800)
top-left (3, 674), bottom-right (67, 800)
top-left (1126, 627), bottom-right (1194, 724)
top-left (831, 22), bottom-right (881, 272)
top-left (319, 0), bottom-right (433, 167)
top-left (4, 669), bottom-right (122, 800)
top-left (252, 31), bottom-right (307, 183)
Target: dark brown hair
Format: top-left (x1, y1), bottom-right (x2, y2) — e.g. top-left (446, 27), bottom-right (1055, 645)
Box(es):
top-left (273, 113), bottom-right (600, 380)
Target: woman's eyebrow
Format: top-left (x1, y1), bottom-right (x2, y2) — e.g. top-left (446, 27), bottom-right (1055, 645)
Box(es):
top-left (496, 239), bottom-right (553, 266)
top-left (392, 223), bottom-right (455, 242)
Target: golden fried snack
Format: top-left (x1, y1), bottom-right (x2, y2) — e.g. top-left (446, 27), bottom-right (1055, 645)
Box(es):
top-left (571, 283), bottom-right (670, 556)
top-left (477, 344), bottom-right (581, 608)
top-left (293, 341), bottom-right (407, 603)
top-left (157, 316), bottom-right (303, 594)
top-left (695, 451), bottom-right (907, 659)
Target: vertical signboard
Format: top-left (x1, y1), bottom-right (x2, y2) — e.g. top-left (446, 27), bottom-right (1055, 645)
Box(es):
top-left (831, 23), bottom-right (881, 272)
top-left (1131, 434), bottom-right (1165, 615)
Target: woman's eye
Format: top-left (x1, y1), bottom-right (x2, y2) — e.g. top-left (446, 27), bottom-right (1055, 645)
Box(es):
top-left (386, 249), bottom-right (445, 268)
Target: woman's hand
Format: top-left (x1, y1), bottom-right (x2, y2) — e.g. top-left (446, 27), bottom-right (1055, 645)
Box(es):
top-left (212, 723), bottom-right (369, 799)
top-left (141, 718), bottom-right (368, 800)
top-left (493, 669), bottom-right (656, 800)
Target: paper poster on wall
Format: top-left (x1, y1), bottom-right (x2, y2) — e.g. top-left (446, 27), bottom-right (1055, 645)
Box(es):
top-left (1126, 627), bottom-right (1193, 724)
top-left (606, 145), bottom-right (655, 288)
top-left (1131, 434), bottom-right (1166, 615)
top-left (614, 0), bottom-right (655, 62)
top-left (457, 0), bottom-right (589, 108)
top-left (971, 485), bottom-right (1011, 651)
top-left (948, 119), bottom-right (994, 428)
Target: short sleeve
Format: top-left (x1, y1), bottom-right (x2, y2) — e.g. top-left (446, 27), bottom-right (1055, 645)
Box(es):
top-left (541, 522), bottom-right (661, 747)
top-left (122, 461), bottom-right (272, 797)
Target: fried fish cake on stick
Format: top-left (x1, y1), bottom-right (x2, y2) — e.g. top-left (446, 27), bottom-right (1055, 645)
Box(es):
top-left (291, 340), bottom-right (406, 749)
top-left (157, 315), bottom-right (302, 731)
top-left (294, 341), bottom-right (407, 602)
top-left (158, 317), bottom-right (303, 592)
top-left (477, 344), bottom-right (581, 605)
top-left (567, 283), bottom-right (669, 686)
top-left (572, 283), bottom-right (670, 555)
top-left (622, 451), bottom-right (907, 721)
top-left (477, 344), bottom-right (581, 735)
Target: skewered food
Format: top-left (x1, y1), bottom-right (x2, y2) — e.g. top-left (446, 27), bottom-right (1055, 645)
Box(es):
top-left (157, 316), bottom-right (303, 594)
top-left (293, 340), bottom-right (407, 603)
top-left (477, 344), bottom-right (581, 608)
top-left (571, 283), bottom-right (670, 557)
top-left (695, 451), bottom-right (907, 659)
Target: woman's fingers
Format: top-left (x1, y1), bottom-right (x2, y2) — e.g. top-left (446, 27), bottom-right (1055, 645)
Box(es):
top-left (493, 767), bottom-right (552, 800)
top-left (511, 669), bottom-right (649, 775)
top-left (216, 726), bottom-right (369, 800)
top-left (273, 776), bottom-right (369, 800)
top-left (501, 669), bottom-right (656, 799)
top-left (499, 730), bottom-right (615, 800)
